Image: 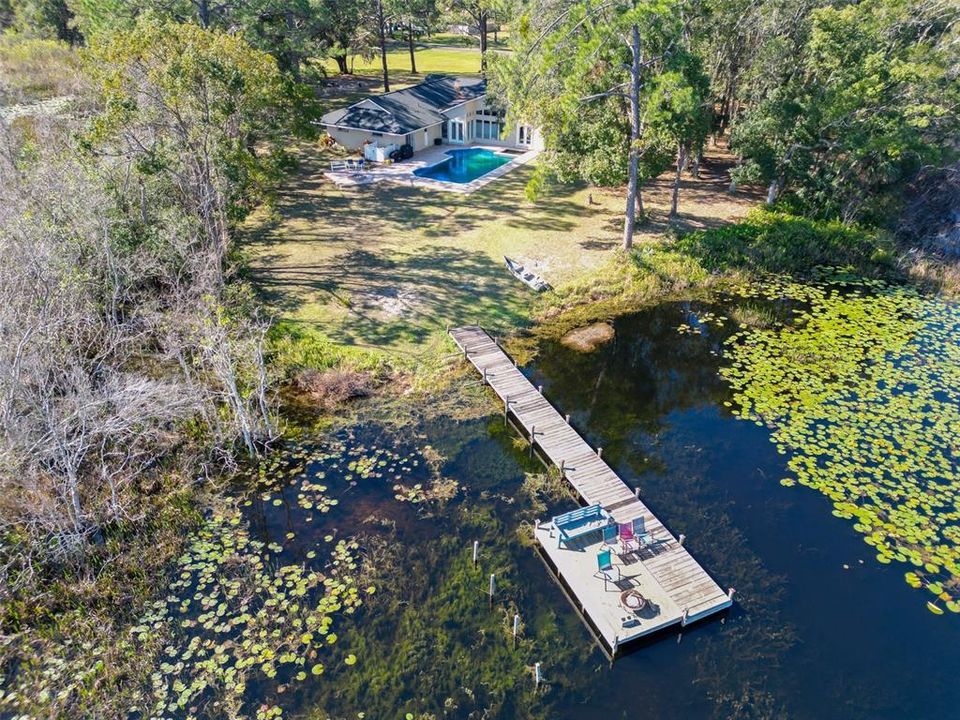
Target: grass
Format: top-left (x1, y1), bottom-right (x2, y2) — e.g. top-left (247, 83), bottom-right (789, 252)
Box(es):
top-left (317, 44), bottom-right (486, 78)
top-left (246, 159), bottom-right (623, 359)
top-left (0, 36), bottom-right (82, 104)
top-left (244, 132), bottom-right (763, 372)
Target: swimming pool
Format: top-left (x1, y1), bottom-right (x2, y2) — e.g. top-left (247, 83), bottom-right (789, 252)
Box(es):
top-left (413, 148), bottom-right (512, 184)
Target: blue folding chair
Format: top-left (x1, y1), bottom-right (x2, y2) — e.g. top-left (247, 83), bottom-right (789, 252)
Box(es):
top-left (595, 548), bottom-right (620, 590)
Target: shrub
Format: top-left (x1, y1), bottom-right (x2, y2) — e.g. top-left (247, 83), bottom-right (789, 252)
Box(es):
top-left (674, 209), bottom-right (895, 276)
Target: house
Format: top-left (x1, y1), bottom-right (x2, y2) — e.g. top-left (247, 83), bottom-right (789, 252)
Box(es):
top-left (319, 74), bottom-right (541, 157)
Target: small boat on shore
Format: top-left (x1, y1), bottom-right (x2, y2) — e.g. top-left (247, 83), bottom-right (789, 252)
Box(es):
top-left (504, 256), bottom-right (550, 292)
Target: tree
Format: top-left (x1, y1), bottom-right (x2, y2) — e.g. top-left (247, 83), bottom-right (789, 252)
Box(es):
top-left (8, 0), bottom-right (81, 42)
top-left (729, 0), bottom-right (959, 222)
top-left (645, 53), bottom-right (711, 217)
top-left (84, 17), bottom-right (315, 256)
top-left (315, 0), bottom-right (366, 73)
top-left (494, 0), bottom-right (686, 249)
top-left (446, 0), bottom-right (491, 72)
top-left (396, 0), bottom-right (438, 74)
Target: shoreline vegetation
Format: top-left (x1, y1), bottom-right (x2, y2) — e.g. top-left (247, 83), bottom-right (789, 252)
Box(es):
top-left (1, 0), bottom-right (958, 714)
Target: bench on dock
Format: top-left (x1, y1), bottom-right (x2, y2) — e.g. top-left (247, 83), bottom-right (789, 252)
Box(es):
top-left (553, 504), bottom-right (611, 548)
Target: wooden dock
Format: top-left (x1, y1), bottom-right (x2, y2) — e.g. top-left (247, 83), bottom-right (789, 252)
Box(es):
top-left (449, 325), bottom-right (733, 655)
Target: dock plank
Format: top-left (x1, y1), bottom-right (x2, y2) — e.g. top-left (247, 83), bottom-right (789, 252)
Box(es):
top-left (449, 326), bottom-right (732, 655)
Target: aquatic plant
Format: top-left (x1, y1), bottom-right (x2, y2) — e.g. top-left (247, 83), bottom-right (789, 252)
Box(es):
top-left (720, 275), bottom-right (960, 611)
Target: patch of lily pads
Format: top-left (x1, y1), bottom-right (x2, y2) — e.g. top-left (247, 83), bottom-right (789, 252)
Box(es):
top-left (0, 429), bottom-right (443, 719)
top-left (718, 273), bottom-right (960, 613)
top-left (131, 508), bottom-right (371, 719)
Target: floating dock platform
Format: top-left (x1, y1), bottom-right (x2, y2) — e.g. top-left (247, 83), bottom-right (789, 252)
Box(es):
top-left (449, 326), bottom-right (733, 657)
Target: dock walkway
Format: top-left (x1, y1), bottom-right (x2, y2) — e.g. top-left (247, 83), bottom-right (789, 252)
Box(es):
top-left (449, 326), bottom-right (732, 654)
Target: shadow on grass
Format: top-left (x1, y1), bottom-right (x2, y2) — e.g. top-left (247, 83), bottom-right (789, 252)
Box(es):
top-left (249, 244), bottom-right (533, 348)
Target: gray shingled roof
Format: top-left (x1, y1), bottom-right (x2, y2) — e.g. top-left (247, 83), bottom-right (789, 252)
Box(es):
top-left (321, 75), bottom-right (486, 135)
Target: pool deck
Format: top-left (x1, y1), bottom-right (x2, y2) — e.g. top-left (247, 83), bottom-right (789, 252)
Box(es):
top-left (449, 325), bottom-right (734, 657)
top-left (323, 143), bottom-right (539, 194)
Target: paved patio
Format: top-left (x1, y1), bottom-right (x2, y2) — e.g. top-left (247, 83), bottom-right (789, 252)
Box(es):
top-left (323, 143), bottom-right (539, 194)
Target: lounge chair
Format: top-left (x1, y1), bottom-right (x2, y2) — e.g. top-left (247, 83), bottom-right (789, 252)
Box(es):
top-left (601, 523), bottom-right (619, 547)
top-left (595, 549), bottom-right (620, 591)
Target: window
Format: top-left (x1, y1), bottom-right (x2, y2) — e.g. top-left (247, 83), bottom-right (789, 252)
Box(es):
top-left (474, 119), bottom-right (500, 140)
top-left (518, 125), bottom-right (533, 146)
top-left (449, 119), bottom-right (464, 142)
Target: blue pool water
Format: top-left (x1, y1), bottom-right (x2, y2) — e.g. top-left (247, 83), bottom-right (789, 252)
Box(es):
top-left (413, 148), bottom-right (512, 184)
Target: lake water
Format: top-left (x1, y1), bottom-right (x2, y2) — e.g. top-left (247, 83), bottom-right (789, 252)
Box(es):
top-left (125, 295), bottom-right (960, 719)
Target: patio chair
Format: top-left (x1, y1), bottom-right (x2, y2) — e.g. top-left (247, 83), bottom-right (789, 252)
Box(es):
top-left (601, 523), bottom-right (618, 548)
top-left (595, 549), bottom-right (620, 591)
top-left (632, 516), bottom-right (654, 547)
top-left (618, 522), bottom-right (639, 554)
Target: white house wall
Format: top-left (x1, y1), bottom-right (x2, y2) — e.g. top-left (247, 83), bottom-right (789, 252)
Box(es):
top-left (328, 127), bottom-right (403, 152)
top-left (326, 98), bottom-right (542, 155)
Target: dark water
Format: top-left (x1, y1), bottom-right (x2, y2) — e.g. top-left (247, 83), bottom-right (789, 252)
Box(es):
top-left (522, 300), bottom-right (960, 719)
top-left (247, 299), bottom-right (959, 720)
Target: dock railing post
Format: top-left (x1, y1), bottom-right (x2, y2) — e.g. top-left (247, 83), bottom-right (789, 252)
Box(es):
top-left (482, 368), bottom-right (488, 385)
top-left (529, 425), bottom-right (536, 457)
top-left (564, 413), bottom-right (571, 424)
top-left (489, 573), bottom-right (496, 607)
top-left (513, 613), bottom-right (520, 648)
top-left (728, 587), bottom-right (736, 600)
top-left (597, 446), bottom-right (603, 459)
top-left (559, 459), bottom-right (565, 477)
top-left (681, 608), bottom-right (689, 627)
top-left (504, 397), bottom-right (511, 426)
top-left (634, 486), bottom-right (641, 498)
top-left (473, 540), bottom-right (479, 565)
top-left (678, 533), bottom-right (686, 547)
top-left (534, 662), bottom-right (542, 692)
top-left (537, 384), bottom-right (543, 394)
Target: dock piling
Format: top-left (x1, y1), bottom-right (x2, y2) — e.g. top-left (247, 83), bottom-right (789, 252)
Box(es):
top-left (534, 662), bottom-right (542, 691)
top-left (448, 326), bottom-right (734, 658)
top-left (513, 613), bottom-right (520, 647)
top-left (678, 533), bottom-right (686, 547)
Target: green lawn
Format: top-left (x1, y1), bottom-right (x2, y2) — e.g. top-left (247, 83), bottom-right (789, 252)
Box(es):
top-left (244, 152), bottom-right (625, 360)
top-left (317, 45), bottom-right (490, 78)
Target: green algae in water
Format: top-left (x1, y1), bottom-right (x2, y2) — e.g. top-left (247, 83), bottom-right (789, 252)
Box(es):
top-left (719, 276), bottom-right (960, 610)
top-left (0, 429), bottom-right (442, 720)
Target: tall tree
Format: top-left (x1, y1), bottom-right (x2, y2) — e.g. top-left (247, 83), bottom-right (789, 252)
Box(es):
top-left (494, 0), bottom-right (685, 249)
top-left (84, 16), bottom-right (315, 258)
top-left (446, 0), bottom-right (491, 72)
top-left (396, 0), bottom-right (437, 73)
top-left (374, 0), bottom-right (390, 90)
top-left (316, 0), bottom-right (365, 73)
top-left (10, 0), bottom-right (81, 42)
top-left (645, 53), bottom-right (711, 217)
top-left (729, 0), bottom-right (960, 222)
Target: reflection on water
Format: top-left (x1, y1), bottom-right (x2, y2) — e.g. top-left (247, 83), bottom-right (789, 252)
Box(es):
top-left (527, 299), bottom-right (960, 719)
top-left (262, 297), bottom-right (958, 720)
